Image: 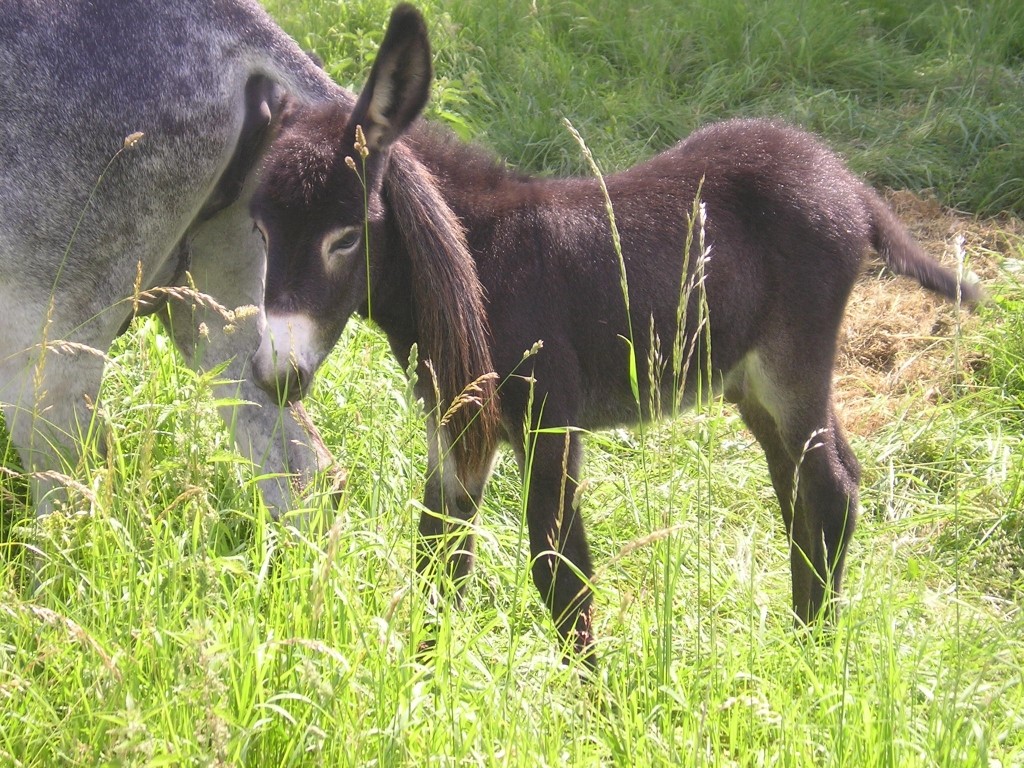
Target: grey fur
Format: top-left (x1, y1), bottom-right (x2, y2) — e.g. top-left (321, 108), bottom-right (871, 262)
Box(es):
top-left (0, 0), bottom-right (354, 518)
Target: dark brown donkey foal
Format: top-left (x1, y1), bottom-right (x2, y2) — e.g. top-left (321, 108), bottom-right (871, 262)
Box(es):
top-left (251, 5), bottom-right (979, 666)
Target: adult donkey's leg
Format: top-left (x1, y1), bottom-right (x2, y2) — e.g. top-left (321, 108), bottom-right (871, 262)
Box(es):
top-left (158, 205), bottom-right (338, 525)
top-left (0, 284), bottom-right (125, 517)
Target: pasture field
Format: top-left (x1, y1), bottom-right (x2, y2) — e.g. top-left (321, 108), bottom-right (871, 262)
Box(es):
top-left (2, 0), bottom-right (1023, 765)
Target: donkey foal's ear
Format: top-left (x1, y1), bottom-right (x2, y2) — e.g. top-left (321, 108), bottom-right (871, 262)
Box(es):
top-left (351, 4), bottom-right (432, 152)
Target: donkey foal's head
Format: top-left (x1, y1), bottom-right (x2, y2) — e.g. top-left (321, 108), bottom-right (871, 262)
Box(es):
top-left (251, 4), bottom-right (498, 473)
top-left (251, 5), bottom-right (431, 401)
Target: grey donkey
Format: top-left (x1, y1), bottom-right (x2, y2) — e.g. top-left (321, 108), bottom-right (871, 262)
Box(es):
top-left (0, 0), bottom-right (365, 520)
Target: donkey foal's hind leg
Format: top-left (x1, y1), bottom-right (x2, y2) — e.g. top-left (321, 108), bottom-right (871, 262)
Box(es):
top-left (735, 358), bottom-right (860, 624)
top-left (793, 404), bottom-right (860, 616)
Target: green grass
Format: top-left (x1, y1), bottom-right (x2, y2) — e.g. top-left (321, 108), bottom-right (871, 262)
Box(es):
top-left (3, 1), bottom-right (1024, 765)
top-left (282, 0), bottom-right (1024, 217)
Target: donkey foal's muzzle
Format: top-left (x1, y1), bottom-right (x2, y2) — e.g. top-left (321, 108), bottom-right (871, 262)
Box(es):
top-left (253, 312), bottom-right (322, 402)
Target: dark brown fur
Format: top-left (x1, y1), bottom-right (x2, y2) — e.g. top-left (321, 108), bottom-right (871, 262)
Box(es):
top-left (253, 94), bottom-right (499, 480)
top-left (252, 5), bottom-right (978, 666)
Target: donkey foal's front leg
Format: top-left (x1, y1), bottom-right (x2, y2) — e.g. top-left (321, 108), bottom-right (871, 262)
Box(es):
top-left (417, 468), bottom-right (482, 604)
top-left (414, 422), bottom-right (495, 657)
top-left (418, 414), bottom-right (497, 586)
top-left (523, 430), bottom-right (596, 668)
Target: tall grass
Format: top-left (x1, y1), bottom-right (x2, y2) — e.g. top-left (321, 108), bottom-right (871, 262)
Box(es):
top-left (3, 1), bottom-right (1024, 766)
top-left (281, 0), bottom-right (1024, 216)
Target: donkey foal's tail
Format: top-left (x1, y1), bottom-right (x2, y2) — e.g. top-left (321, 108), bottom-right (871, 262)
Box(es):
top-left (867, 192), bottom-right (982, 307)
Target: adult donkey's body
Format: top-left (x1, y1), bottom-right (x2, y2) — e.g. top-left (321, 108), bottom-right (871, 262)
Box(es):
top-left (252, 6), bottom-right (978, 664)
top-left (0, 0), bottom-right (360, 517)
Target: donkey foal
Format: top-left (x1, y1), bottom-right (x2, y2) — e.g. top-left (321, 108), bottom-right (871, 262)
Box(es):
top-left (251, 4), bottom-right (980, 665)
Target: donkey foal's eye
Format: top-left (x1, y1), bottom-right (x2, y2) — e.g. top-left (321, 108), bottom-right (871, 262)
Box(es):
top-left (327, 226), bottom-right (362, 258)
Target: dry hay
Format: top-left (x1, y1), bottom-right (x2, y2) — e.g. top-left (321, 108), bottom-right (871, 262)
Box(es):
top-left (834, 190), bottom-right (1018, 436)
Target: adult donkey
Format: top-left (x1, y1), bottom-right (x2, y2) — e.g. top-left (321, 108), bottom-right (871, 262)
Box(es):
top-left (251, 5), bottom-right (978, 665)
top-left (0, 0), bottom-right (481, 522)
